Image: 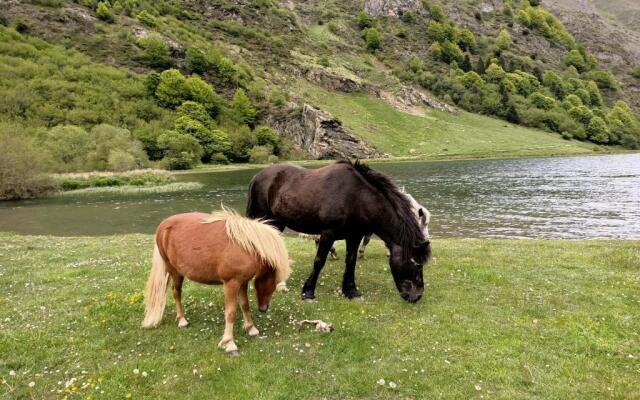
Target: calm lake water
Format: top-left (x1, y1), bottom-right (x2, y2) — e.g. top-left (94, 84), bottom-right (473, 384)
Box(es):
top-left (1, 154), bottom-right (639, 239)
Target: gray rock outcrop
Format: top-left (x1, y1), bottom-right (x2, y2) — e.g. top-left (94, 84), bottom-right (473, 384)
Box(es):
top-left (364, 0), bottom-right (424, 17)
top-left (306, 69), bottom-right (362, 93)
top-left (268, 103), bottom-right (385, 159)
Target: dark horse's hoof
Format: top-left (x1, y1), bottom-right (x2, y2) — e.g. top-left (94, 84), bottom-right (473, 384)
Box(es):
top-left (227, 350), bottom-right (240, 357)
top-left (343, 287), bottom-right (362, 299)
top-left (301, 291), bottom-right (316, 301)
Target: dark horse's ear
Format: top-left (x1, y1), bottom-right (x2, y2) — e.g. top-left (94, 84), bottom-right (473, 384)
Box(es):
top-left (413, 241), bottom-right (431, 264)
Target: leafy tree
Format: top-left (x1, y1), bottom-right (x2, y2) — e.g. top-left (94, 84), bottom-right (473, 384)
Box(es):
top-left (529, 92), bottom-right (555, 110)
top-left (461, 53), bottom-right (472, 72)
top-left (440, 40), bottom-right (464, 64)
top-left (96, 2), bottom-right (114, 23)
top-left (569, 105), bottom-right (593, 126)
top-left (155, 69), bottom-right (189, 108)
top-left (86, 124), bottom-right (148, 171)
top-left (574, 88), bottom-right (591, 107)
top-left (542, 71), bottom-right (565, 99)
top-left (457, 28), bottom-right (476, 51)
top-left (185, 75), bottom-right (220, 112)
top-left (158, 130), bottom-right (203, 170)
top-left (496, 29), bottom-right (512, 50)
top-left (428, 42), bottom-right (442, 60)
top-left (0, 129), bottom-right (58, 200)
top-left (254, 126), bottom-right (281, 154)
top-left (186, 46), bottom-right (210, 74)
top-left (565, 49), bottom-right (587, 73)
top-left (586, 116), bottom-right (610, 143)
top-left (475, 57), bottom-right (486, 74)
top-left (563, 94), bottom-right (583, 109)
top-left (459, 71), bottom-right (485, 90)
top-left (176, 101), bottom-right (212, 125)
top-left (231, 88), bottom-right (256, 125)
top-left (137, 36), bottom-right (172, 68)
top-left (485, 63), bottom-right (506, 83)
top-left (363, 28), bottom-right (381, 52)
top-left (583, 69), bottom-right (618, 90)
top-left (144, 71), bottom-right (161, 96)
top-left (357, 11), bottom-right (373, 29)
top-left (427, 21), bottom-right (446, 42)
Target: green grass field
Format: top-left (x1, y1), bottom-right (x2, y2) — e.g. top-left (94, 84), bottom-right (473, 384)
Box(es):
top-left (1, 234), bottom-right (639, 399)
top-left (301, 83), bottom-right (606, 160)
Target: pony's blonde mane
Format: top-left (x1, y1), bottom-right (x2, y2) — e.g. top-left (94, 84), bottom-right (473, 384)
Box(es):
top-left (203, 208), bottom-right (291, 283)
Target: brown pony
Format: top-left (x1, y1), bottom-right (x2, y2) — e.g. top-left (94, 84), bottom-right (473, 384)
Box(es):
top-left (142, 209), bottom-right (291, 355)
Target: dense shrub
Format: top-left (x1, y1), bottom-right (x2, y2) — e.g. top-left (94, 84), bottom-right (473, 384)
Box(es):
top-left (496, 29), bottom-right (512, 50)
top-left (357, 11), bottom-right (373, 29)
top-left (137, 36), bottom-right (172, 68)
top-left (586, 116), bottom-right (611, 143)
top-left (363, 28), bottom-right (381, 52)
top-left (248, 145), bottom-right (275, 164)
top-left (185, 46), bottom-right (209, 74)
top-left (136, 10), bottom-right (157, 27)
top-left (157, 131), bottom-right (203, 170)
top-left (583, 70), bottom-right (617, 90)
top-left (231, 89), bottom-right (256, 125)
top-left (254, 126), bottom-right (281, 154)
top-left (155, 69), bottom-right (189, 108)
top-left (96, 2), bottom-right (115, 23)
top-left (0, 128), bottom-right (59, 200)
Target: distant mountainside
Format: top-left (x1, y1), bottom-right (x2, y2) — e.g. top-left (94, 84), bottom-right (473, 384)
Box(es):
top-left (1, 0), bottom-right (639, 177)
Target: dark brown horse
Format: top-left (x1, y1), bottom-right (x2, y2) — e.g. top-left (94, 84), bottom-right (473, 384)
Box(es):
top-left (247, 160), bottom-right (431, 303)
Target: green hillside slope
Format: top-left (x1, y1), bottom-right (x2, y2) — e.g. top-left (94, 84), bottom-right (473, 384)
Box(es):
top-left (1, 0), bottom-right (639, 196)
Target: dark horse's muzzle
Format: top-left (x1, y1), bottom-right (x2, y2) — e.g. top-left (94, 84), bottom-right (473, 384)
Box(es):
top-left (399, 281), bottom-right (423, 303)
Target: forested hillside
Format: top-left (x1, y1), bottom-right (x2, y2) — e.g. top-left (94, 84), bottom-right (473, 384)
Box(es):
top-left (1, 0), bottom-right (640, 197)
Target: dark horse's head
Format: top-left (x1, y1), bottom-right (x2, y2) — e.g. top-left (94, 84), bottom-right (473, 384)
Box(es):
top-left (349, 160), bottom-right (432, 303)
top-left (389, 240), bottom-right (431, 303)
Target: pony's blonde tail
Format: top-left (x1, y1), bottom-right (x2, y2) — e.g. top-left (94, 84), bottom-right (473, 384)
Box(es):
top-left (142, 241), bottom-right (170, 328)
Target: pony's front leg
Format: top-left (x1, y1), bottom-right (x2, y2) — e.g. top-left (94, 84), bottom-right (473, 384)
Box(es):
top-left (218, 280), bottom-right (240, 356)
top-left (302, 234), bottom-right (335, 300)
top-left (343, 236), bottom-right (363, 299)
top-left (239, 283), bottom-right (259, 337)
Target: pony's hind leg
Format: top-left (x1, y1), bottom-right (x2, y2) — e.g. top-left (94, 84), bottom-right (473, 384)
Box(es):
top-left (171, 273), bottom-right (188, 328)
top-left (218, 280), bottom-right (240, 355)
top-left (239, 283), bottom-right (259, 337)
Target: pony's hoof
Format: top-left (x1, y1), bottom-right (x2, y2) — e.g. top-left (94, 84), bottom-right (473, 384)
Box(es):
top-left (177, 318), bottom-right (189, 328)
top-left (247, 326), bottom-right (260, 337)
top-left (343, 288), bottom-right (362, 299)
top-left (276, 282), bottom-right (289, 293)
top-left (227, 350), bottom-right (240, 357)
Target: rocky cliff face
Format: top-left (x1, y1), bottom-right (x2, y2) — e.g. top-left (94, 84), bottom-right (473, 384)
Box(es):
top-left (364, 0), bottom-right (424, 17)
top-left (268, 103), bottom-right (385, 159)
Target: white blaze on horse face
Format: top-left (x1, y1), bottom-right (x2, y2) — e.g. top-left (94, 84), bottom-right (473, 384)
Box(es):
top-left (404, 192), bottom-right (431, 240)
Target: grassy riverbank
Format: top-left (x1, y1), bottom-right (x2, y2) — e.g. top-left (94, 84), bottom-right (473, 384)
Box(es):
top-left (1, 234), bottom-right (638, 399)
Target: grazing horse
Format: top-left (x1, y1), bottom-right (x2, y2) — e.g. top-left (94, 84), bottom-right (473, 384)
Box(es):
top-left (359, 189), bottom-right (431, 258)
top-left (247, 160), bottom-right (431, 303)
top-left (142, 210), bottom-right (291, 355)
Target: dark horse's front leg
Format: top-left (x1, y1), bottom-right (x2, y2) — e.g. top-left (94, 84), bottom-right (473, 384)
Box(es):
top-left (302, 233), bottom-right (335, 300)
top-left (343, 236), bottom-right (364, 299)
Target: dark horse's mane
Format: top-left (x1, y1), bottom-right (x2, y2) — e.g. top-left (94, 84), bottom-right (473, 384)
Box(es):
top-left (339, 159), bottom-right (425, 254)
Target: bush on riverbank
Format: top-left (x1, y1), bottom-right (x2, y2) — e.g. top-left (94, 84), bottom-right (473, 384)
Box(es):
top-left (0, 128), bottom-right (59, 200)
top-left (54, 169), bottom-right (174, 191)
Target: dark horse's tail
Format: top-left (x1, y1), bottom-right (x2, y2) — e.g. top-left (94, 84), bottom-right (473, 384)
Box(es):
top-left (246, 176), bottom-right (258, 218)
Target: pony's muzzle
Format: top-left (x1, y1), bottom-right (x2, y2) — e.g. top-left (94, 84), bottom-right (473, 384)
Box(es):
top-left (259, 304), bottom-right (269, 312)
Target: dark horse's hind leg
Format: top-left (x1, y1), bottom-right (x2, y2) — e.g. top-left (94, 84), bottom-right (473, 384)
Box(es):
top-left (302, 234), bottom-right (335, 300)
top-left (343, 236), bottom-right (364, 299)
